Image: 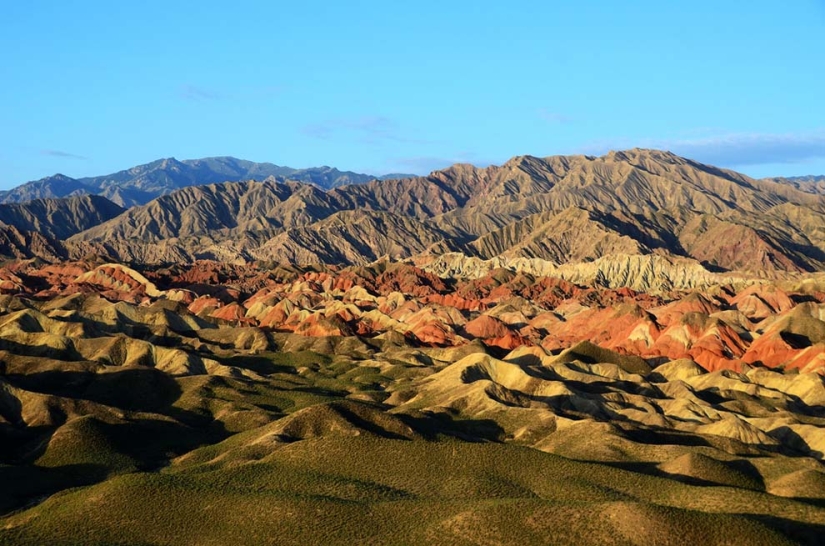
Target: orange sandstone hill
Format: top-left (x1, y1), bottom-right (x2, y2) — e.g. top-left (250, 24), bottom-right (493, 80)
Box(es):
top-left (2, 259), bottom-right (825, 374)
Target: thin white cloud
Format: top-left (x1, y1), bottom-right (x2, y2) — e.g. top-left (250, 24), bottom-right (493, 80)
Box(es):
top-left (537, 108), bottom-right (573, 124)
top-left (40, 149), bottom-right (88, 160)
top-left (666, 131), bottom-right (825, 166)
top-left (178, 84), bottom-right (285, 102)
top-left (388, 153), bottom-right (496, 175)
top-left (390, 156), bottom-right (459, 173)
top-left (584, 130), bottom-right (825, 167)
top-left (301, 116), bottom-right (428, 145)
top-left (178, 84), bottom-right (223, 101)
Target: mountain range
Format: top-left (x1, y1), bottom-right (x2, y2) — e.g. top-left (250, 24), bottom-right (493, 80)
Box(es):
top-left (0, 149), bottom-right (820, 287)
top-left (763, 175), bottom-right (825, 195)
top-left (1, 156), bottom-right (410, 208)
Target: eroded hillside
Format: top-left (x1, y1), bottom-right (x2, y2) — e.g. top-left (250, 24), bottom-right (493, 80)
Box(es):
top-left (0, 259), bottom-right (824, 544)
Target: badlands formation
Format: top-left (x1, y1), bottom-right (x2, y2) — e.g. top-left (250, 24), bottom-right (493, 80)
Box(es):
top-left (0, 150), bottom-right (824, 544)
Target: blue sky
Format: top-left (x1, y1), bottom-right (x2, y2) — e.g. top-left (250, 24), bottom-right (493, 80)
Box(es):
top-left (1, 1), bottom-right (823, 187)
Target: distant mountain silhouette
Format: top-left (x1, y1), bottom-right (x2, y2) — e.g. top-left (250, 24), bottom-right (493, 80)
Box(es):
top-left (762, 174), bottom-right (825, 195)
top-left (1, 156), bottom-right (406, 207)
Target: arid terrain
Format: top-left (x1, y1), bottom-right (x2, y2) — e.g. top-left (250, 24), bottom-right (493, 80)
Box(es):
top-left (1, 151), bottom-right (824, 544)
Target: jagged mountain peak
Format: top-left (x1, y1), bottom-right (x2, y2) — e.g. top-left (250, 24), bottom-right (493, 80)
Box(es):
top-left (45, 173), bottom-right (76, 182)
top-left (157, 157), bottom-right (183, 169)
top-left (603, 147), bottom-right (683, 162)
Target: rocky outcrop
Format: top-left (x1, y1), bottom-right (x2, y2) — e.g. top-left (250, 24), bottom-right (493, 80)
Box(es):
top-left (417, 252), bottom-right (744, 292)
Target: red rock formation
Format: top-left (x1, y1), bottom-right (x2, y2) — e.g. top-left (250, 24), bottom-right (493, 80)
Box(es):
top-left (210, 302), bottom-right (250, 323)
top-left (2, 259), bottom-right (825, 373)
top-left (464, 315), bottom-right (511, 339)
top-left (408, 321), bottom-right (456, 347)
top-left (295, 315), bottom-right (354, 337)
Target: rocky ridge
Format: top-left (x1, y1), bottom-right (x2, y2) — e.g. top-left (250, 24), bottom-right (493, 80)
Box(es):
top-left (53, 149), bottom-right (825, 276)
